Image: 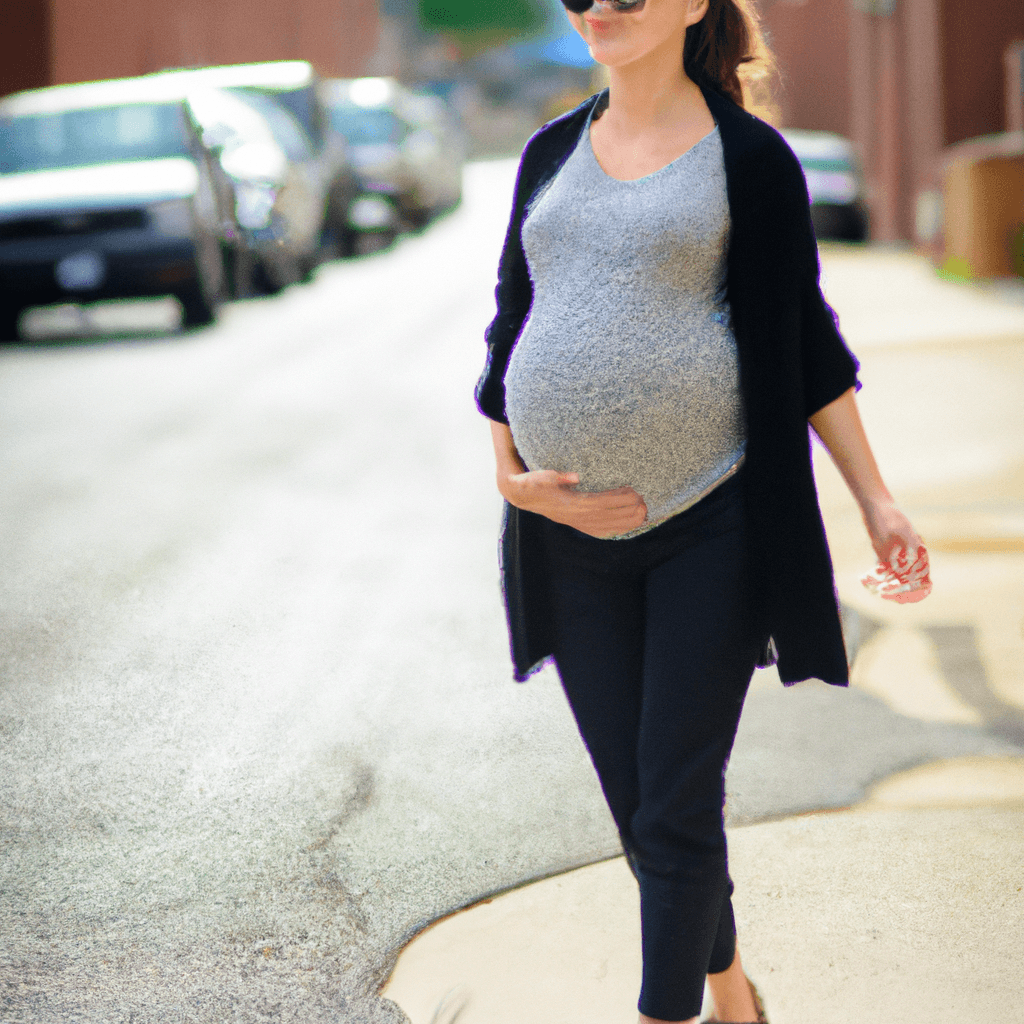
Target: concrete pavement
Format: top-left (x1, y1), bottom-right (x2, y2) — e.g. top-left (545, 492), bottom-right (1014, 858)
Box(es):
top-left (384, 801), bottom-right (1024, 1024)
top-left (381, 247), bottom-right (1024, 1023)
top-left (2, 162), bottom-right (1022, 1024)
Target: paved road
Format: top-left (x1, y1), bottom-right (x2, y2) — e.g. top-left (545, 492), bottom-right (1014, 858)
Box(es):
top-left (1, 162), bottom-right (1021, 1023)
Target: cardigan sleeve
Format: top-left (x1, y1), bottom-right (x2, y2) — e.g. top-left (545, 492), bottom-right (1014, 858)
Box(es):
top-left (800, 275), bottom-right (860, 417)
top-left (771, 139), bottom-right (861, 418)
top-left (474, 141), bottom-right (540, 424)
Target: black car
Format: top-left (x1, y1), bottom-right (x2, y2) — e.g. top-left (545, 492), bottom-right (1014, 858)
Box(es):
top-left (0, 78), bottom-right (238, 340)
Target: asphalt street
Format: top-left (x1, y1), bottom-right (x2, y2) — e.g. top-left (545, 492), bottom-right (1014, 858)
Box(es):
top-left (1, 161), bottom-right (1021, 1024)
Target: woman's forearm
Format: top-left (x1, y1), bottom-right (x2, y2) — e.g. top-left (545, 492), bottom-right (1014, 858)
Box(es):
top-left (810, 387), bottom-right (926, 566)
top-left (489, 420), bottom-right (527, 502)
top-left (808, 387), bottom-right (892, 514)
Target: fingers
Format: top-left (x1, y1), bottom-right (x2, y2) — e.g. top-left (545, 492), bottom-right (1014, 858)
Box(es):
top-left (861, 504), bottom-right (932, 603)
top-left (884, 521), bottom-right (922, 560)
top-left (863, 540), bottom-right (932, 603)
top-left (574, 487), bottom-right (646, 510)
top-left (571, 488), bottom-right (648, 537)
top-left (506, 469), bottom-right (648, 537)
top-left (550, 483), bottom-right (647, 536)
top-left (867, 506), bottom-right (922, 567)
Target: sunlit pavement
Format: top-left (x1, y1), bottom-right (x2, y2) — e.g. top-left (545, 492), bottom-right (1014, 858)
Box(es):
top-left (382, 205), bottom-right (1024, 1019)
top-left (2, 163), bottom-right (1023, 1024)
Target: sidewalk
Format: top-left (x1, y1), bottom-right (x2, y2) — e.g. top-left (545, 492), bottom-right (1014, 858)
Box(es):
top-left (382, 248), bottom-right (1024, 1024)
top-left (383, 779), bottom-right (1024, 1024)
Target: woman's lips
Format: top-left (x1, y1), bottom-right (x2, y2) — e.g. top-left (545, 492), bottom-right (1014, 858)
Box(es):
top-left (584, 14), bottom-right (614, 31)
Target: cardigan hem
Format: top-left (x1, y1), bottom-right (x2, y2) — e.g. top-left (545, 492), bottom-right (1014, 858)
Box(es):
top-left (512, 654), bottom-right (554, 684)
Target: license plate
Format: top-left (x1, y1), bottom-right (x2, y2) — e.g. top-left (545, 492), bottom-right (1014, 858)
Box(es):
top-left (55, 251), bottom-right (107, 291)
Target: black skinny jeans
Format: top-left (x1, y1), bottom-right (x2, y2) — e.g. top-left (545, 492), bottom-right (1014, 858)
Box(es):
top-left (543, 472), bottom-right (762, 1021)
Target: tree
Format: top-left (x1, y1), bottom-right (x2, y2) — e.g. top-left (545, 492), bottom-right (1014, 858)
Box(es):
top-left (417, 0), bottom-right (549, 55)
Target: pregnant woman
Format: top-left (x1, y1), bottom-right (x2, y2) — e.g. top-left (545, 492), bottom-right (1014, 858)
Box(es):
top-left (475, 1), bottom-right (930, 1021)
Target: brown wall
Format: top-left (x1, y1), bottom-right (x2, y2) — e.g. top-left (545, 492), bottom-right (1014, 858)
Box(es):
top-left (50, 0), bottom-right (379, 84)
top-left (941, 0), bottom-right (1024, 145)
top-left (0, 0), bottom-right (52, 97)
top-left (762, 0), bottom-right (851, 134)
top-left (759, 0), bottom-right (1024, 243)
top-left (2, 0), bottom-right (379, 97)
top-left (845, 0), bottom-right (945, 242)
top-left (1007, 40), bottom-right (1024, 134)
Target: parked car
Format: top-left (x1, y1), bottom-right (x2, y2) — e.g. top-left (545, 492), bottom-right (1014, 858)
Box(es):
top-left (320, 77), bottom-right (464, 237)
top-left (782, 129), bottom-right (870, 242)
top-left (151, 62), bottom-right (361, 257)
top-left (185, 87), bottom-right (328, 294)
top-left (0, 78), bottom-right (239, 340)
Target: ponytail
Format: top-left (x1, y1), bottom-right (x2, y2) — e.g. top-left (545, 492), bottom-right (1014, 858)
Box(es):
top-left (683, 0), bottom-right (776, 117)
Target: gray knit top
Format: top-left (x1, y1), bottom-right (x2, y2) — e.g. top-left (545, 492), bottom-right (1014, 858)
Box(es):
top-left (504, 108), bottom-right (747, 538)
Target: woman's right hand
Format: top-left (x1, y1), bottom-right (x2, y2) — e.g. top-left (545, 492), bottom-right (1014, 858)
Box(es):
top-left (501, 468), bottom-right (647, 538)
top-left (489, 420), bottom-right (646, 538)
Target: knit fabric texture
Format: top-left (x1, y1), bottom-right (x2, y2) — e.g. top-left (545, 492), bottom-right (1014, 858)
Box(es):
top-left (504, 115), bottom-right (746, 537)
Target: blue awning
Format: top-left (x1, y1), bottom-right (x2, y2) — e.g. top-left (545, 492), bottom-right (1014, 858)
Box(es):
top-left (514, 28), bottom-right (594, 68)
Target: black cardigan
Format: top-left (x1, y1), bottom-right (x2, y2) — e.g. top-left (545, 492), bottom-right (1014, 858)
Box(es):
top-left (476, 86), bottom-right (860, 686)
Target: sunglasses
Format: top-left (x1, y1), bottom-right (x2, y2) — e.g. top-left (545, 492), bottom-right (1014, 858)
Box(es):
top-left (561, 0), bottom-right (648, 13)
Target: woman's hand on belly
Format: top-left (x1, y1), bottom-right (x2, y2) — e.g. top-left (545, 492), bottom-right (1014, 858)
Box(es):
top-left (506, 469), bottom-right (647, 538)
top-left (490, 420), bottom-right (646, 538)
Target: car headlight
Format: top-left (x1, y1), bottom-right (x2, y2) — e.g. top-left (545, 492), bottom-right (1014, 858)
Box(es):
top-left (348, 195), bottom-right (397, 231)
top-left (148, 198), bottom-right (194, 237)
top-left (234, 182), bottom-right (278, 230)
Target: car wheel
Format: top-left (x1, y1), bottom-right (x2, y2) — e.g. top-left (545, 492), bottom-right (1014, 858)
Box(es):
top-left (298, 251), bottom-right (320, 284)
top-left (354, 229), bottom-right (398, 256)
top-left (405, 208), bottom-right (432, 232)
top-left (335, 227), bottom-right (359, 259)
top-left (0, 304), bottom-right (22, 342)
top-left (251, 256), bottom-right (290, 296)
top-left (227, 246), bottom-right (257, 299)
top-left (178, 235), bottom-right (227, 329)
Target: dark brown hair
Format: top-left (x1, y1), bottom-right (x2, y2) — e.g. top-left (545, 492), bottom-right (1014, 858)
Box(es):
top-left (683, 0), bottom-right (776, 116)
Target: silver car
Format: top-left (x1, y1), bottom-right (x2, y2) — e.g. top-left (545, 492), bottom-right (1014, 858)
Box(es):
top-left (0, 78), bottom-right (237, 339)
top-left (185, 87), bottom-right (328, 294)
top-left (321, 77), bottom-right (464, 235)
top-left (150, 62), bottom-right (361, 258)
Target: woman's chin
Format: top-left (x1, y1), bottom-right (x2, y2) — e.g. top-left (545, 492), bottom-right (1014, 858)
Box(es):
top-left (585, 41), bottom-right (637, 69)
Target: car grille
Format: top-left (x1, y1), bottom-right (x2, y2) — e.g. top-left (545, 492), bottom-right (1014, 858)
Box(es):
top-left (0, 209), bottom-right (148, 241)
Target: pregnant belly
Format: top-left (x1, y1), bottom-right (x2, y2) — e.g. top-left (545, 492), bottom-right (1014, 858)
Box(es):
top-left (509, 380), bottom-right (745, 534)
top-left (504, 314), bottom-right (745, 508)
top-left (508, 368), bottom-right (714, 501)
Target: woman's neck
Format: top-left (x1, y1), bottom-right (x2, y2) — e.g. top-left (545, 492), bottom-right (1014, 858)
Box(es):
top-left (602, 41), bottom-right (706, 135)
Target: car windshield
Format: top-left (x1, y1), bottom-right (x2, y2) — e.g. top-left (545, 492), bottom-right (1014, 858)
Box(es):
top-left (0, 102), bottom-right (190, 174)
top-left (240, 87), bottom-right (320, 147)
top-left (329, 106), bottom-right (405, 146)
top-left (230, 91), bottom-right (314, 163)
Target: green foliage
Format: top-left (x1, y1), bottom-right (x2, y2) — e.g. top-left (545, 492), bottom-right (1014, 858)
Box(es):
top-left (936, 254), bottom-right (975, 284)
top-left (417, 0), bottom-right (548, 35)
top-left (1011, 225), bottom-right (1024, 279)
